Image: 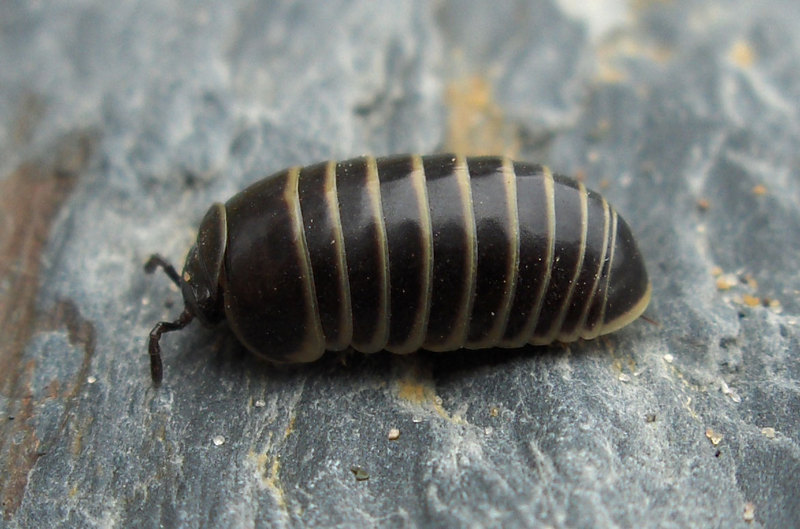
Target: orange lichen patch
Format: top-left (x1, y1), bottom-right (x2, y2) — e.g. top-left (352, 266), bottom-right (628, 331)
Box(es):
top-left (249, 450), bottom-right (286, 509)
top-left (742, 294), bottom-right (761, 307)
top-left (397, 378), bottom-right (430, 404)
top-left (266, 457), bottom-right (286, 506)
top-left (394, 364), bottom-right (464, 423)
top-left (729, 40), bottom-right (756, 68)
top-left (247, 446), bottom-right (286, 510)
top-left (284, 413), bottom-right (296, 439)
top-left (444, 76), bottom-right (519, 157)
top-left (716, 275), bottom-right (737, 291)
top-left (751, 184), bottom-right (767, 196)
top-left (712, 268), bottom-right (776, 308)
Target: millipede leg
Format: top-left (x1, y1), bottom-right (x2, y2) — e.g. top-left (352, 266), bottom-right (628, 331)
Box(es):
top-left (148, 309), bottom-right (194, 386)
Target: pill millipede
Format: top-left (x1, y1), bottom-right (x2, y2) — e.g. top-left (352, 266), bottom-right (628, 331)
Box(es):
top-left (145, 153), bottom-right (650, 385)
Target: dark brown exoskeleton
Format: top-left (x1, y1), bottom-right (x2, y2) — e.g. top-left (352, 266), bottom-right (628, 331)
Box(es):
top-left (146, 154), bottom-right (650, 385)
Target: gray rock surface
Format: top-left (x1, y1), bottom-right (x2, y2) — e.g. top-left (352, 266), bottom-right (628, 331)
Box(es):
top-left (1, 1), bottom-right (798, 527)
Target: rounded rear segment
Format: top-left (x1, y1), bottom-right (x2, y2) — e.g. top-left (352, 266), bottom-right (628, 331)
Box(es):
top-left (595, 213), bottom-right (651, 336)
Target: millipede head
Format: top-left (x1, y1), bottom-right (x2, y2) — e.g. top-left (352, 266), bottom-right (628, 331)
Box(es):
top-left (145, 203), bottom-right (228, 385)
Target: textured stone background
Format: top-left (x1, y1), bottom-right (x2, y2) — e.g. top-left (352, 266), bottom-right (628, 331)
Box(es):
top-left (1, 1), bottom-right (798, 527)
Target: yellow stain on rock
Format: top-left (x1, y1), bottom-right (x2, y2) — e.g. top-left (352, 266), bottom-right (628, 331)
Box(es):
top-left (397, 377), bottom-right (428, 404)
top-left (395, 366), bottom-right (467, 424)
top-left (729, 40), bottom-right (756, 68)
top-left (248, 449), bottom-right (287, 510)
top-left (266, 456), bottom-right (285, 507)
top-left (444, 76), bottom-right (519, 157)
top-left (595, 32), bottom-right (674, 82)
top-left (284, 413), bottom-right (296, 439)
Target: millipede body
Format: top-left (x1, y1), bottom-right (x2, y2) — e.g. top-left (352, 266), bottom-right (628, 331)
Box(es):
top-left (146, 154), bottom-right (650, 385)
